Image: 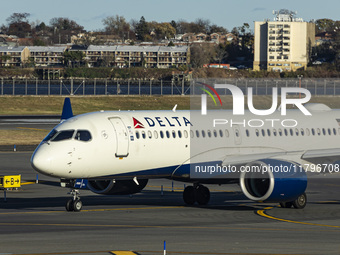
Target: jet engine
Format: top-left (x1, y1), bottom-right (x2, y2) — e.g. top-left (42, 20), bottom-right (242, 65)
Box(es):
top-left (87, 179), bottom-right (148, 195)
top-left (239, 159), bottom-right (307, 202)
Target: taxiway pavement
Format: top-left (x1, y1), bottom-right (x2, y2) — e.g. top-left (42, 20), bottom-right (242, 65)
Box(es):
top-left (1, 152), bottom-right (340, 255)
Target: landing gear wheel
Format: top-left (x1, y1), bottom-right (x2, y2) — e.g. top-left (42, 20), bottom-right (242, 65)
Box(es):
top-left (66, 199), bottom-right (74, 211)
top-left (73, 199), bottom-right (83, 212)
top-left (183, 186), bottom-right (196, 205)
top-left (196, 185), bottom-right (210, 205)
top-left (279, 202), bottom-right (293, 208)
top-left (65, 188), bottom-right (83, 212)
top-left (292, 192), bottom-right (307, 209)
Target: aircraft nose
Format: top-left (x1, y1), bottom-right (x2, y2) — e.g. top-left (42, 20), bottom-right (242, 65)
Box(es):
top-left (31, 145), bottom-right (53, 176)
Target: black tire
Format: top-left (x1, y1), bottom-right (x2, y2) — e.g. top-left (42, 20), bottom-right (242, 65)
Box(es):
top-left (65, 199), bottom-right (74, 211)
top-left (292, 192), bottom-right (307, 209)
top-left (183, 186), bottom-right (196, 205)
top-left (196, 186), bottom-right (210, 205)
top-left (73, 199), bottom-right (83, 212)
top-left (279, 202), bottom-right (293, 208)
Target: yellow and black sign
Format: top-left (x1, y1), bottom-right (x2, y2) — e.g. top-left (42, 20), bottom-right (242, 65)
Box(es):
top-left (0, 175), bottom-right (21, 188)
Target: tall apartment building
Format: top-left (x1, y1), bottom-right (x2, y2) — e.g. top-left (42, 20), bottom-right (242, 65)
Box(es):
top-left (253, 9), bottom-right (315, 72)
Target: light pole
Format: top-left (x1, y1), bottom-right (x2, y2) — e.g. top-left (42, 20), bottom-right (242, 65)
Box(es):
top-left (297, 75), bottom-right (303, 98)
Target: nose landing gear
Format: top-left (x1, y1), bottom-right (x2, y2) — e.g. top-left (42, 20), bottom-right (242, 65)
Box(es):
top-left (65, 189), bottom-right (83, 212)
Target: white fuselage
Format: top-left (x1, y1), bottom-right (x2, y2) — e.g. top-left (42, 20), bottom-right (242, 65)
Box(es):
top-left (31, 104), bottom-right (340, 180)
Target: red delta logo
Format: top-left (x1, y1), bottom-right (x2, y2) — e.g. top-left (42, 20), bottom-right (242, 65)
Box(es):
top-left (133, 117), bottom-right (144, 129)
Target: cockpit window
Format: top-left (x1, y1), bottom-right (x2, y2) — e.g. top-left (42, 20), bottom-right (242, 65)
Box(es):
top-left (75, 130), bottom-right (92, 142)
top-left (43, 129), bottom-right (58, 142)
top-left (51, 130), bottom-right (75, 142)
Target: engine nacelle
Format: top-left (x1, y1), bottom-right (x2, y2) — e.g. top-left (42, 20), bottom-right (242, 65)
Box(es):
top-left (87, 179), bottom-right (148, 195)
top-left (240, 159), bottom-right (307, 202)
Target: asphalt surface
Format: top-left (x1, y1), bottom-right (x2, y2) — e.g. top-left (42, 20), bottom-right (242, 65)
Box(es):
top-left (1, 152), bottom-right (340, 255)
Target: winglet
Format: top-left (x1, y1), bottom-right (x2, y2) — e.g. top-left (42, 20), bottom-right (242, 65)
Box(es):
top-left (61, 98), bottom-right (73, 121)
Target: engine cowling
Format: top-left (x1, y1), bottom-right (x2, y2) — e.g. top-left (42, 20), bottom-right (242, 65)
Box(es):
top-left (240, 159), bottom-right (307, 202)
top-left (87, 179), bottom-right (148, 195)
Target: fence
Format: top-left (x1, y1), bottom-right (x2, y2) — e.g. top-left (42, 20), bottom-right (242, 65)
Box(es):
top-left (1, 78), bottom-right (340, 96)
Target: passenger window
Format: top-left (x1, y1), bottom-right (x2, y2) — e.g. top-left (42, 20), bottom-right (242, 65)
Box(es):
top-left (141, 131), bottom-right (146, 139)
top-left (300, 128), bottom-right (304, 136)
top-left (172, 130), bottom-right (176, 138)
top-left (328, 128), bottom-right (331, 135)
top-left (178, 130), bottom-right (182, 138)
top-left (225, 130), bottom-right (229, 137)
top-left (261, 129), bottom-right (265, 136)
top-left (246, 129), bottom-right (250, 137)
top-left (190, 130), bottom-right (194, 138)
top-left (290, 129), bottom-right (294, 136)
top-left (51, 130), bottom-right (75, 142)
top-left (219, 130), bottom-right (223, 137)
top-left (295, 128), bottom-right (299, 136)
top-left (75, 130), bottom-right (92, 142)
top-left (201, 130), bottom-right (206, 138)
top-left (273, 129), bottom-right (277, 136)
top-left (235, 129), bottom-right (240, 137)
top-left (306, 128), bottom-right (310, 136)
top-left (284, 129), bottom-right (288, 136)
top-left (184, 130), bottom-right (188, 138)
top-left (166, 131), bottom-right (170, 138)
top-left (278, 128), bottom-right (282, 136)
top-left (136, 131), bottom-right (140, 139)
top-left (196, 130), bottom-right (200, 138)
top-left (317, 128), bottom-right (321, 136)
top-left (322, 128), bottom-right (326, 135)
top-left (148, 131), bottom-right (152, 139)
top-left (255, 129), bottom-right (259, 137)
top-left (213, 130), bottom-right (217, 137)
top-left (154, 131), bottom-right (158, 139)
top-left (160, 131), bottom-right (164, 139)
top-left (207, 130), bottom-right (211, 138)
top-left (333, 128), bottom-right (337, 135)
top-left (267, 129), bottom-right (271, 136)
top-left (311, 128), bottom-right (315, 136)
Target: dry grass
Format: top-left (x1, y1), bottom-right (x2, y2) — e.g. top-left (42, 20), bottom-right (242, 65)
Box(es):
top-left (0, 129), bottom-right (48, 145)
top-left (1, 95), bottom-right (340, 145)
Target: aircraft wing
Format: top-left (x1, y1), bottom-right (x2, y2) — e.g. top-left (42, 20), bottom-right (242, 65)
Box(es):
top-left (220, 148), bottom-right (340, 167)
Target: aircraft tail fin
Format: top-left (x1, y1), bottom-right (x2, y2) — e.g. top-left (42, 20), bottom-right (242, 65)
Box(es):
top-left (61, 97), bottom-right (73, 121)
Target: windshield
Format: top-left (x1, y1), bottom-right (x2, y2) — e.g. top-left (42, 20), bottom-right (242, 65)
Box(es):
top-left (50, 130), bottom-right (75, 142)
top-left (42, 129), bottom-right (58, 142)
top-left (75, 130), bottom-right (92, 142)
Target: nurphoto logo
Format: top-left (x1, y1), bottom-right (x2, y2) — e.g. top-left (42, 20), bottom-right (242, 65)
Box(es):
top-left (201, 84), bottom-right (312, 116)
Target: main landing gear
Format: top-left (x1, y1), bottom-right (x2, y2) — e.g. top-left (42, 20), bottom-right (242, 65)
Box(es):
top-left (280, 192), bottom-right (307, 209)
top-left (183, 184), bottom-right (210, 205)
top-left (65, 189), bottom-right (83, 212)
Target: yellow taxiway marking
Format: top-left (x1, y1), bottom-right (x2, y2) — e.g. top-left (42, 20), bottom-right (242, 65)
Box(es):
top-left (257, 207), bottom-right (340, 228)
top-left (0, 206), bottom-right (184, 215)
top-left (7, 251), bottom-right (311, 255)
top-left (17, 127), bottom-right (47, 131)
top-left (21, 181), bottom-right (36, 185)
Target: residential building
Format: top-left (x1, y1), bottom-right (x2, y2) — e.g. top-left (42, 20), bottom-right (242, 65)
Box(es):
top-left (253, 9), bottom-right (315, 71)
top-left (86, 45), bottom-right (189, 68)
top-left (0, 46), bottom-right (29, 67)
top-left (28, 46), bottom-right (67, 66)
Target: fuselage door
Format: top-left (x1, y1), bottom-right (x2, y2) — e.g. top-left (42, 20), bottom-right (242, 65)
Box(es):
top-left (233, 124), bottom-right (242, 145)
top-left (109, 117), bottom-right (129, 157)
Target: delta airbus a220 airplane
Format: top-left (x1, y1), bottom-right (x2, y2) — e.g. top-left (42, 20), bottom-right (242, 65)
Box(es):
top-left (31, 95), bottom-right (340, 211)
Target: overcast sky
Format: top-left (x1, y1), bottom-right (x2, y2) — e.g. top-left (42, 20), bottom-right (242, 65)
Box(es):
top-left (0, 0), bottom-right (338, 32)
